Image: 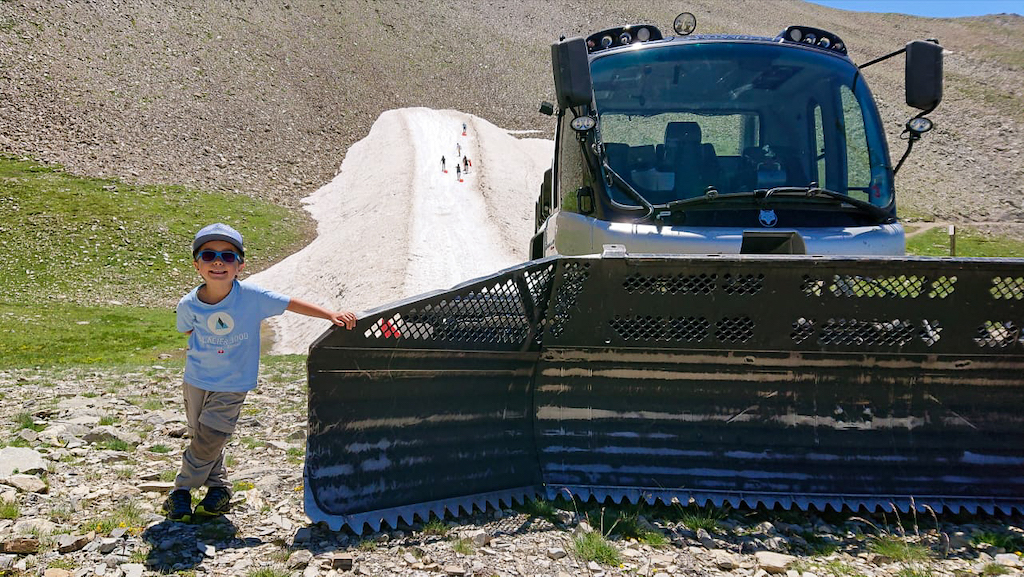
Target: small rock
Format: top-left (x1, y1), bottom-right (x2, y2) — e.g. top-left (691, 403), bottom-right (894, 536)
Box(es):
top-left (97, 538), bottom-right (120, 554)
top-left (5, 474), bottom-right (47, 494)
top-left (121, 564), bottom-right (145, 577)
top-left (43, 568), bottom-right (71, 577)
top-left (711, 549), bottom-right (739, 569)
top-left (83, 425), bottom-right (140, 446)
top-left (57, 534), bottom-right (90, 554)
top-left (755, 551), bottom-right (798, 574)
top-left (18, 429), bottom-right (38, 443)
top-left (12, 518), bottom-right (55, 535)
top-left (197, 541), bottom-right (215, 557)
top-left (948, 531), bottom-right (971, 549)
top-left (466, 529), bottom-right (490, 546)
top-left (137, 482), bottom-right (175, 493)
top-left (697, 528), bottom-right (716, 549)
top-left (331, 553), bottom-right (354, 571)
top-left (555, 510), bottom-right (574, 525)
top-left (0, 554), bottom-right (13, 570)
top-left (444, 565), bottom-right (466, 576)
top-left (1, 537), bottom-right (39, 554)
top-left (293, 526), bottom-right (312, 544)
top-left (287, 549), bottom-right (313, 569)
top-left (547, 547), bottom-right (567, 560)
top-left (575, 521), bottom-right (594, 535)
top-left (995, 553), bottom-right (1022, 567)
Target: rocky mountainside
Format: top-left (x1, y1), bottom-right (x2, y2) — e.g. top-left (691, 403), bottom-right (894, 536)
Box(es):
top-left (1, 0), bottom-right (1022, 228)
top-left (2, 361), bottom-right (1022, 577)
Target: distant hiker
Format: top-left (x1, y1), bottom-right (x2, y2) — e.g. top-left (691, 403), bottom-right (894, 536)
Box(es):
top-left (463, 156), bottom-right (469, 172)
top-left (456, 164), bottom-right (461, 179)
top-left (165, 223), bottom-right (357, 523)
top-left (441, 155), bottom-right (446, 172)
top-left (462, 122), bottom-right (467, 134)
top-left (456, 143), bottom-right (462, 156)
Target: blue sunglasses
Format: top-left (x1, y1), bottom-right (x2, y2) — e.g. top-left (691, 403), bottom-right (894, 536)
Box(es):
top-left (196, 250), bottom-right (243, 264)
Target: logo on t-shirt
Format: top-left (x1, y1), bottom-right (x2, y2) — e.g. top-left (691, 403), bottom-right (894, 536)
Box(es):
top-left (207, 312), bottom-right (235, 336)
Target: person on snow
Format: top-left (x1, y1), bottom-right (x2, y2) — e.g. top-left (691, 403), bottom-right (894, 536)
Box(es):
top-left (462, 156), bottom-right (469, 173)
top-left (456, 164), bottom-right (461, 179)
top-left (441, 155), bottom-right (446, 172)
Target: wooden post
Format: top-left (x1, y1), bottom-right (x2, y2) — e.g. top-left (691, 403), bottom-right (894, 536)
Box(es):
top-left (949, 224), bottom-right (956, 257)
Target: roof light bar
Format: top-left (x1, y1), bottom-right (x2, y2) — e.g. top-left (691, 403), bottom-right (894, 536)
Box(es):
top-left (777, 25), bottom-right (848, 55)
top-left (585, 25), bottom-right (663, 53)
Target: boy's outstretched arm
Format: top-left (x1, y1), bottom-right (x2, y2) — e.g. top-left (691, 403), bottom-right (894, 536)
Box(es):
top-left (286, 297), bottom-right (358, 330)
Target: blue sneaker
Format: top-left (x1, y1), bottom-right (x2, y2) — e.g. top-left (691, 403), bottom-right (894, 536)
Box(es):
top-left (162, 489), bottom-right (192, 522)
top-left (195, 487), bottom-right (231, 517)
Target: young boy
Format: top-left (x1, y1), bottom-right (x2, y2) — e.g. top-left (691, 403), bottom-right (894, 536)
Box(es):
top-left (164, 223), bottom-right (356, 522)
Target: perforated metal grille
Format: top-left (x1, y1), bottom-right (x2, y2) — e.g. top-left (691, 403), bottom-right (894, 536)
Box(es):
top-left (363, 279), bottom-right (530, 344)
top-left (715, 316), bottom-right (754, 343)
top-left (818, 318), bottom-right (917, 347)
top-left (801, 275), bottom-right (957, 299)
top-left (919, 320), bottom-right (942, 346)
top-left (723, 273), bottom-right (764, 295)
top-left (791, 318), bottom-right (815, 344)
top-left (974, 321), bottom-right (1020, 348)
top-left (525, 265), bottom-right (556, 309)
top-left (609, 315), bottom-right (710, 342)
top-left (548, 262), bottom-right (591, 337)
top-left (623, 273), bottom-right (717, 295)
top-left (991, 277), bottom-right (1024, 300)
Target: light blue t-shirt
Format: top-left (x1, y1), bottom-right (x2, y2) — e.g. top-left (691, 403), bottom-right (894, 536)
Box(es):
top-left (176, 280), bottom-right (291, 392)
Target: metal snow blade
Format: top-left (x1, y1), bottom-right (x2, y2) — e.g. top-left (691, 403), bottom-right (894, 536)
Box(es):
top-left (306, 253), bottom-right (1024, 533)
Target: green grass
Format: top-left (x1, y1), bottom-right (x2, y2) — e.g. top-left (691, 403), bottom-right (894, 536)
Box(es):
top-left (12, 412), bottom-right (45, 432)
top-left (0, 155), bottom-right (309, 369)
top-left (85, 499), bottom-right (145, 535)
top-left (868, 534), bottom-right (932, 562)
top-left (451, 537), bottom-right (475, 555)
top-left (149, 444), bottom-right (172, 454)
top-left (794, 559), bottom-right (868, 577)
top-left (98, 415), bottom-right (118, 426)
top-left (0, 301), bottom-right (180, 367)
top-left (98, 438), bottom-right (135, 452)
top-left (905, 226), bottom-right (1024, 257)
top-left (515, 497), bottom-right (560, 523)
top-left (357, 539), bottom-right (377, 551)
top-left (571, 531), bottom-right (620, 566)
top-left (0, 499), bottom-right (18, 519)
top-left (246, 568), bottom-right (290, 577)
top-left (675, 505), bottom-right (726, 532)
top-left (972, 531), bottom-right (1024, 552)
top-left (421, 518), bottom-right (449, 536)
top-left (983, 563), bottom-right (1011, 576)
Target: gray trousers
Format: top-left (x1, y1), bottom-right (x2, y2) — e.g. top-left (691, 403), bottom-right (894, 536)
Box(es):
top-left (174, 382), bottom-right (247, 491)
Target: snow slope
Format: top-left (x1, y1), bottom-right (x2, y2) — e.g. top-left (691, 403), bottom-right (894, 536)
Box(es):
top-left (247, 108), bottom-right (553, 354)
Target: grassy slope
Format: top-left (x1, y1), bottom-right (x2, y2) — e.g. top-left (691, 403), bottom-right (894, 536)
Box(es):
top-left (0, 156), bottom-right (309, 368)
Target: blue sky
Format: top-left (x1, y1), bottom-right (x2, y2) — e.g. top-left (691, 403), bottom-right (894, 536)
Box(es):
top-left (806, 0), bottom-right (1023, 17)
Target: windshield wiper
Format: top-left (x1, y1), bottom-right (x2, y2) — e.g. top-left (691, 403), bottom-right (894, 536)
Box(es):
top-left (761, 186), bottom-right (896, 223)
top-left (600, 160), bottom-right (655, 220)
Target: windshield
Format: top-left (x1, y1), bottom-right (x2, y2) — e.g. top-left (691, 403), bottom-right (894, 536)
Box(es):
top-left (591, 41), bottom-right (893, 209)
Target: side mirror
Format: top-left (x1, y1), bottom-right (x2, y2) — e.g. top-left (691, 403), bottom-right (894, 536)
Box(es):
top-left (906, 40), bottom-right (942, 110)
top-left (552, 37), bottom-right (592, 110)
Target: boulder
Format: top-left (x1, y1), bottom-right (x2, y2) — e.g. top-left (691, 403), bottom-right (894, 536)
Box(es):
top-left (0, 448), bottom-right (46, 477)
